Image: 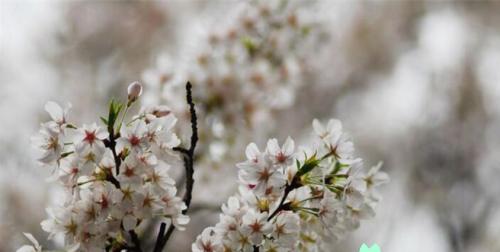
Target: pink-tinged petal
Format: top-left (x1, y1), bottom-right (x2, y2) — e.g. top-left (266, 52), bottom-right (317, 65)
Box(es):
top-left (128, 81), bottom-right (143, 100)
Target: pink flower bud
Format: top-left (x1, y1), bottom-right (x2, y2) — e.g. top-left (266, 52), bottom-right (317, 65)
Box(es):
top-left (127, 81), bottom-right (143, 101)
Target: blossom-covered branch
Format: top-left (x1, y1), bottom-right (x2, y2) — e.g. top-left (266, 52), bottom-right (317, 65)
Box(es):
top-left (192, 119), bottom-right (389, 252)
top-left (21, 81), bottom-right (192, 252)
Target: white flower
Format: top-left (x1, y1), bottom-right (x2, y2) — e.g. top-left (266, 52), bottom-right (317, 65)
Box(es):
top-left (364, 162), bottom-right (390, 189)
top-left (286, 186), bottom-right (311, 209)
top-left (238, 153), bottom-right (286, 197)
top-left (312, 118), bottom-right (341, 141)
top-left (91, 182), bottom-right (116, 218)
top-left (74, 123), bottom-right (108, 167)
top-left (31, 122), bottom-right (64, 164)
top-left (75, 123), bottom-right (108, 150)
top-left (41, 207), bottom-right (80, 242)
top-left (132, 185), bottom-right (159, 220)
top-left (312, 118), bottom-right (354, 160)
top-left (266, 137), bottom-right (295, 167)
top-left (146, 165), bottom-right (176, 193)
top-left (59, 156), bottom-right (85, 186)
top-left (98, 149), bottom-right (116, 175)
top-left (215, 214), bottom-right (240, 238)
top-left (262, 240), bottom-right (288, 252)
top-left (117, 121), bottom-right (148, 154)
top-left (221, 196), bottom-right (246, 218)
top-left (45, 101), bottom-right (71, 128)
top-left (318, 190), bottom-right (344, 231)
top-left (111, 185), bottom-right (138, 231)
top-left (117, 156), bottom-right (143, 187)
top-left (160, 186), bottom-right (190, 230)
top-left (241, 210), bottom-right (272, 245)
top-left (245, 142), bottom-right (261, 163)
top-left (271, 211), bottom-right (300, 248)
top-left (227, 227), bottom-right (254, 252)
top-left (192, 228), bottom-right (223, 252)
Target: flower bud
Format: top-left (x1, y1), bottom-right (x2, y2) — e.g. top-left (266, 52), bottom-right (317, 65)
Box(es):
top-left (127, 81), bottom-right (143, 102)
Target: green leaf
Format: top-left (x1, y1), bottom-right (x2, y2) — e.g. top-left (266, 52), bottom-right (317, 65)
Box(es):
top-left (100, 116), bottom-right (108, 126)
top-left (297, 153), bottom-right (320, 176)
top-left (106, 99), bottom-right (123, 132)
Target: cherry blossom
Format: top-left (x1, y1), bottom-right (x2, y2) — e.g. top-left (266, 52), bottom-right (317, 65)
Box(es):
top-left (194, 118), bottom-right (389, 251)
top-left (22, 82), bottom-right (192, 251)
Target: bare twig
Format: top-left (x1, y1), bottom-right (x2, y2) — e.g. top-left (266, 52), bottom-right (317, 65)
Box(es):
top-left (153, 81), bottom-right (198, 252)
top-left (128, 230), bottom-right (143, 252)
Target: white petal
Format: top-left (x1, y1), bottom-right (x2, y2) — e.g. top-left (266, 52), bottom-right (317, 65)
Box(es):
top-left (22, 233), bottom-right (40, 248)
top-left (326, 119), bottom-right (342, 133)
top-left (123, 215), bottom-right (137, 231)
top-left (245, 143), bottom-right (260, 160)
top-left (266, 138), bottom-right (280, 155)
top-left (44, 101), bottom-right (63, 122)
top-left (66, 243), bottom-right (80, 252)
top-left (96, 128), bottom-right (109, 140)
top-left (16, 245), bottom-right (36, 252)
top-left (312, 119), bottom-right (325, 136)
top-left (282, 136), bottom-right (294, 155)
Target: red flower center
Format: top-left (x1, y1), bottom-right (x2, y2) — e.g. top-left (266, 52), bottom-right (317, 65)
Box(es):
top-left (129, 135), bottom-right (140, 146)
top-left (100, 195), bottom-right (109, 209)
top-left (70, 167), bottom-right (79, 175)
top-left (84, 130), bottom-right (96, 144)
top-left (276, 152), bottom-right (287, 163)
top-left (124, 166), bottom-right (135, 177)
top-left (249, 221), bottom-right (262, 233)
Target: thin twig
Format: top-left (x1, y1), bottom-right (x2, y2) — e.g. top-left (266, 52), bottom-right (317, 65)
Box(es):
top-left (253, 178), bottom-right (299, 251)
top-left (152, 222), bottom-right (167, 252)
top-left (154, 81), bottom-right (198, 252)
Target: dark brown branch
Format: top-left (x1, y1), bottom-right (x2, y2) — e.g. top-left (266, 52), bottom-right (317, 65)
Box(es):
top-left (152, 222), bottom-right (167, 252)
top-left (128, 230), bottom-right (143, 252)
top-left (154, 81), bottom-right (198, 252)
top-left (253, 178), bottom-right (299, 251)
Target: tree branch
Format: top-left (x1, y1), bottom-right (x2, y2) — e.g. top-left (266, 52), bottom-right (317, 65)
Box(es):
top-left (128, 230), bottom-right (143, 252)
top-left (154, 81), bottom-right (198, 252)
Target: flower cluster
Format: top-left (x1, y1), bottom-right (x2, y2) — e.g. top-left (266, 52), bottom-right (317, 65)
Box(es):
top-left (28, 82), bottom-right (188, 251)
top-left (192, 119), bottom-right (389, 252)
top-left (143, 0), bottom-right (326, 205)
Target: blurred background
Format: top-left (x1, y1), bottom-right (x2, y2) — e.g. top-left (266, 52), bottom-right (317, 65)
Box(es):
top-left (2, 1), bottom-right (500, 251)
